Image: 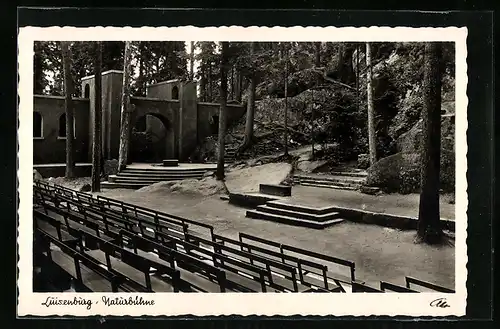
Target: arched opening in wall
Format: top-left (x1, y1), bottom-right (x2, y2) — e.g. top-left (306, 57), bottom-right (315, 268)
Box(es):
top-left (33, 112), bottom-right (43, 138)
top-left (58, 114), bottom-right (76, 138)
top-left (84, 84), bottom-right (90, 98)
top-left (171, 86), bottom-right (179, 100)
top-left (210, 115), bottom-right (219, 135)
top-left (134, 116), bottom-right (147, 132)
top-left (130, 114), bottom-right (173, 163)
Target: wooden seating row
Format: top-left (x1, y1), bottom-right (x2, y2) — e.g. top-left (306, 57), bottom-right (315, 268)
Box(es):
top-left (33, 180), bottom-right (454, 294)
top-left (238, 232), bottom-right (357, 289)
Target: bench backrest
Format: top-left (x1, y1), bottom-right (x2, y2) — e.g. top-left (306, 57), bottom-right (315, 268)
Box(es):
top-left (405, 276), bottom-right (455, 293)
top-left (37, 228), bottom-right (78, 259)
top-left (235, 233), bottom-right (333, 288)
top-left (34, 209), bottom-right (63, 240)
top-left (158, 231), bottom-right (268, 292)
top-left (74, 253), bottom-right (120, 292)
top-left (120, 229), bottom-right (226, 291)
top-left (97, 195), bottom-right (214, 239)
top-left (352, 282), bottom-right (384, 293)
top-left (380, 281), bottom-right (419, 293)
top-left (240, 232), bottom-right (356, 282)
top-left (209, 234), bottom-right (300, 291)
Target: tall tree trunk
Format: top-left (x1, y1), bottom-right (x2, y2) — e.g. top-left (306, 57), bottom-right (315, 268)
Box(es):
top-left (366, 42), bottom-right (377, 166)
top-left (91, 42), bottom-right (103, 192)
top-left (138, 42), bottom-right (144, 96)
top-left (235, 70), bottom-right (242, 102)
top-left (229, 65), bottom-right (234, 100)
top-left (417, 42), bottom-right (443, 244)
top-left (216, 42), bottom-right (229, 180)
top-left (284, 43), bottom-right (289, 156)
top-left (34, 44), bottom-right (44, 94)
top-left (338, 43), bottom-right (356, 84)
top-left (240, 42), bottom-right (256, 152)
top-left (60, 41), bottom-right (76, 178)
top-left (190, 41), bottom-right (195, 81)
top-left (208, 62), bottom-right (213, 102)
top-left (314, 42), bottom-right (321, 67)
top-left (200, 72), bottom-right (207, 102)
top-left (118, 41), bottom-right (133, 171)
top-left (356, 44), bottom-right (360, 112)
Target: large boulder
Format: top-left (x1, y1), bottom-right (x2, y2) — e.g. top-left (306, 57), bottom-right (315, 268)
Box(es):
top-left (397, 114), bottom-right (455, 154)
top-left (366, 150), bottom-right (454, 194)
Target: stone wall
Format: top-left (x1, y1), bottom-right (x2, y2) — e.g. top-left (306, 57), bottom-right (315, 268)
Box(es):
top-left (197, 102), bottom-right (246, 142)
top-left (33, 95), bottom-right (90, 164)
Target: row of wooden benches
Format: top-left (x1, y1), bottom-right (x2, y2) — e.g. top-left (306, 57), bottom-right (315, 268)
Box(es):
top-left (32, 180), bottom-right (455, 294)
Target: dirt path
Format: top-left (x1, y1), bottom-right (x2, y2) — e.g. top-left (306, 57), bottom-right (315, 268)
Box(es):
top-left (289, 185), bottom-right (455, 220)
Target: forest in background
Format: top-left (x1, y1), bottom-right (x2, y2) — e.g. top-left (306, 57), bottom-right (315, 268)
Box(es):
top-left (34, 41), bottom-right (456, 195)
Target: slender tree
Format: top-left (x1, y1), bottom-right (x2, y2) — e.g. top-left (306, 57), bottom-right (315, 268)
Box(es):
top-left (283, 42), bottom-right (289, 156)
top-left (229, 66), bottom-right (234, 100)
top-left (216, 42), bottom-right (229, 180)
top-left (91, 42), bottom-right (103, 192)
top-left (366, 42), bottom-right (377, 166)
top-left (417, 42), bottom-right (444, 244)
top-left (60, 42), bottom-right (76, 178)
top-left (236, 71), bottom-right (243, 102)
top-left (118, 41), bottom-right (133, 171)
top-left (189, 41), bottom-right (195, 81)
top-left (355, 44), bottom-right (360, 113)
top-left (208, 62), bottom-right (213, 102)
top-left (314, 42), bottom-right (321, 67)
top-left (239, 42), bottom-right (257, 152)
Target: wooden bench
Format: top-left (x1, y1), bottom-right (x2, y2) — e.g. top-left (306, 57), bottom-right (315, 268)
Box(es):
top-left (36, 229), bottom-right (123, 292)
top-left (118, 230), bottom-right (229, 293)
top-left (218, 233), bottom-right (340, 292)
top-left (155, 231), bottom-right (268, 292)
top-left (38, 187), bottom-right (188, 246)
top-left (39, 194), bottom-right (122, 241)
top-left (405, 276), bottom-right (455, 293)
top-left (81, 232), bottom-right (181, 292)
top-left (97, 195), bottom-right (215, 241)
top-left (34, 209), bottom-right (78, 246)
top-left (380, 281), bottom-right (419, 293)
top-left (259, 184), bottom-right (292, 197)
top-left (352, 282), bottom-right (384, 293)
top-left (39, 184), bottom-right (205, 242)
top-left (239, 232), bottom-right (357, 287)
top-left (96, 196), bottom-right (189, 234)
top-left (187, 233), bottom-right (310, 292)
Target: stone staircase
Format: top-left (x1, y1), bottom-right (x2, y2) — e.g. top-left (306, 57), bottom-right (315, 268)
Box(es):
top-left (293, 170), bottom-right (380, 194)
top-left (246, 200), bottom-right (345, 229)
top-left (101, 165), bottom-right (215, 189)
top-left (224, 148), bottom-right (236, 164)
top-left (294, 171), bottom-right (366, 189)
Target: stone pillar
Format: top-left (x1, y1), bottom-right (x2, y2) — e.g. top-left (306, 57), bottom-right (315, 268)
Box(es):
top-left (178, 81), bottom-right (198, 161)
top-left (81, 70), bottom-right (124, 161)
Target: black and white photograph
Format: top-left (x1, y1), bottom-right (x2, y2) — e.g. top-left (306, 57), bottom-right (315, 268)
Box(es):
top-left (18, 26), bottom-right (468, 317)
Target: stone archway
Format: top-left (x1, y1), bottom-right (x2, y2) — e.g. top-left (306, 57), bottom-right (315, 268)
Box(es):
top-left (130, 113), bottom-right (175, 163)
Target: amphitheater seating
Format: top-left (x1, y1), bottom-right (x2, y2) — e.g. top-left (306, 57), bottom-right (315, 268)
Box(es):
top-left (351, 282), bottom-right (384, 293)
top-left (36, 228), bottom-right (124, 292)
top-left (32, 180), bottom-right (450, 294)
top-left (238, 232), bottom-right (358, 290)
top-left (405, 276), bottom-right (455, 293)
top-left (380, 281), bottom-right (418, 293)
